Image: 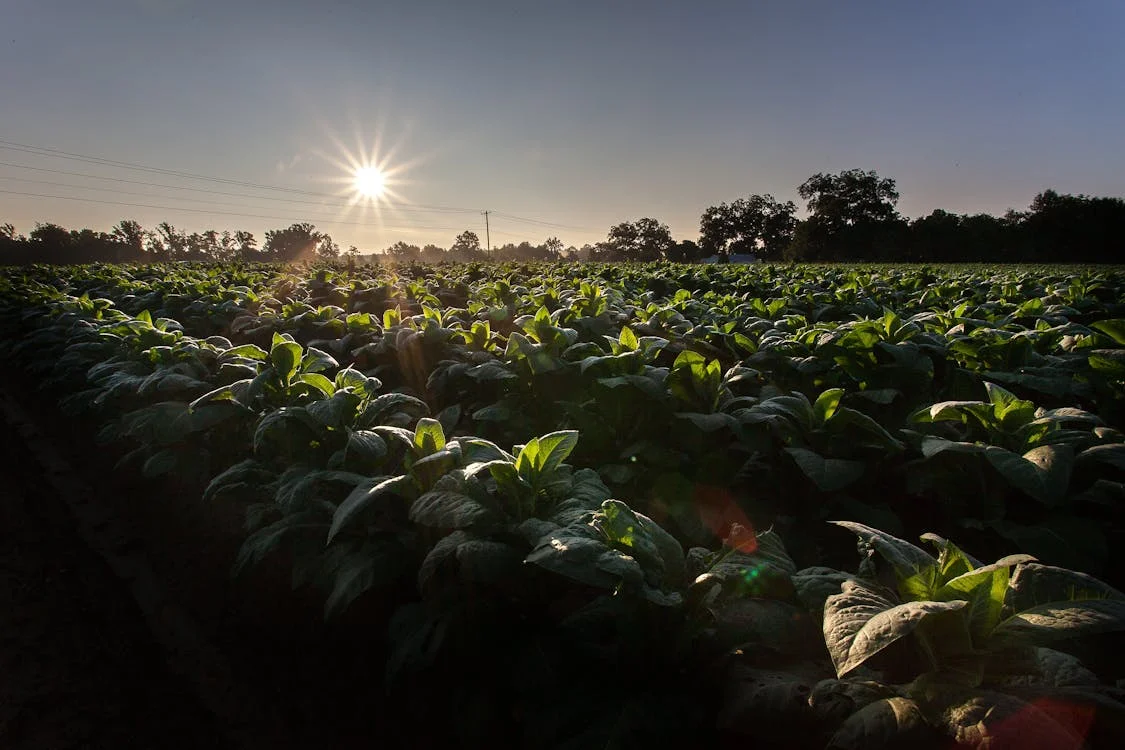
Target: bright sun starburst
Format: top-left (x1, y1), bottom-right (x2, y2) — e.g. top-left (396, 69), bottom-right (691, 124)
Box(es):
top-left (353, 165), bottom-right (386, 199)
top-left (310, 118), bottom-right (449, 243)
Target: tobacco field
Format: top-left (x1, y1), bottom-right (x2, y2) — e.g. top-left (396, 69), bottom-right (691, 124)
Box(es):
top-left (2, 260), bottom-right (1124, 748)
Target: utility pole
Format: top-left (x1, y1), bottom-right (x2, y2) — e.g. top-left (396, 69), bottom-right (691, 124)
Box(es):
top-left (481, 210), bottom-right (491, 255)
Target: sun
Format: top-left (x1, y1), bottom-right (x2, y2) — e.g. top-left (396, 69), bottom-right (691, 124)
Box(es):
top-left (353, 165), bottom-right (386, 199)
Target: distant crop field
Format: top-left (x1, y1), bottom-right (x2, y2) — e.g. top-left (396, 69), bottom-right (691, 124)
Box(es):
top-left (2, 260), bottom-right (1124, 747)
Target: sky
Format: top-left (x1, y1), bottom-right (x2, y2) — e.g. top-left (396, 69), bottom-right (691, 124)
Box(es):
top-left (2, 0), bottom-right (1124, 251)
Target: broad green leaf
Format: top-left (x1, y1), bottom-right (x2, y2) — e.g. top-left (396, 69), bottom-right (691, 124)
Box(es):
top-left (532, 430), bottom-right (579, 478)
top-left (825, 697), bottom-right (929, 750)
top-left (1090, 318), bottom-right (1125, 345)
top-left (359, 393), bottom-right (429, 427)
top-left (488, 461), bottom-right (528, 504)
top-left (823, 579), bottom-right (967, 677)
top-left (919, 436), bottom-right (983, 459)
top-left (831, 407), bottom-right (906, 451)
top-left (593, 500), bottom-right (685, 587)
top-left (618, 325), bottom-right (639, 350)
top-left (417, 530), bottom-right (471, 590)
top-left (457, 437), bottom-right (514, 464)
top-left (989, 562), bottom-right (1125, 648)
top-left (526, 525), bottom-right (646, 592)
top-left (345, 429), bottom-right (387, 465)
top-left (1089, 349), bottom-right (1125, 378)
top-left (984, 444), bottom-right (1074, 505)
top-left (141, 449), bottom-right (178, 477)
top-left (373, 425), bottom-right (417, 450)
top-left (793, 567), bottom-right (855, 620)
top-left (305, 390), bottom-right (359, 428)
top-left (747, 528), bottom-right (798, 576)
top-left (786, 448), bottom-right (864, 491)
top-left (301, 346), bottom-right (339, 373)
top-left (409, 487), bottom-right (496, 529)
top-left (273, 469), bottom-right (367, 513)
top-left (983, 381), bottom-right (1021, 409)
top-left (436, 404), bottom-right (461, 437)
top-left (323, 551), bottom-right (378, 620)
top-left (413, 417), bottom-right (446, 455)
top-left (252, 407), bottom-right (320, 457)
top-left (189, 380), bottom-right (250, 409)
top-left (1077, 443), bottom-right (1125, 472)
top-left (933, 555), bottom-right (1035, 643)
top-left (203, 459), bottom-right (276, 505)
top-left (453, 539), bottom-right (524, 584)
top-left (409, 445), bottom-right (462, 489)
top-left (920, 533), bottom-right (981, 584)
top-left (233, 511), bottom-right (326, 575)
top-left (912, 400), bottom-right (988, 424)
top-left (270, 340), bottom-right (303, 385)
top-left (676, 411), bottom-right (739, 432)
top-left (326, 475), bottom-right (411, 543)
top-left (745, 393), bottom-right (815, 432)
top-left (832, 521), bottom-right (937, 601)
top-left (813, 387), bottom-right (843, 423)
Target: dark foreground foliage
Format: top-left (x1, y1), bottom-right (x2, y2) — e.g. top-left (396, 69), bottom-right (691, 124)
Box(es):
top-left (2, 260), bottom-right (1124, 748)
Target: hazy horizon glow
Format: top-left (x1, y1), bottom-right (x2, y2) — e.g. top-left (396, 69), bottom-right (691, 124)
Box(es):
top-left (2, 0), bottom-right (1124, 251)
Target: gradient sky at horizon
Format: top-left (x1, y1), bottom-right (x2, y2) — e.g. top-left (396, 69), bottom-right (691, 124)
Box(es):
top-left (3, 0), bottom-right (1123, 251)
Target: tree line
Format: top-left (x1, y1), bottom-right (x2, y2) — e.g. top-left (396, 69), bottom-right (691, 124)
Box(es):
top-left (3, 169), bottom-right (1123, 264)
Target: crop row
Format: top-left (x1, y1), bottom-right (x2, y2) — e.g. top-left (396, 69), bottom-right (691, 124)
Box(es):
top-left (1, 260), bottom-right (1124, 747)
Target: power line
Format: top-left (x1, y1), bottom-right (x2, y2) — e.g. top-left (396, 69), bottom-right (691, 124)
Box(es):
top-left (0, 174), bottom-right (478, 229)
top-left (0, 161), bottom-right (477, 214)
top-left (0, 139), bottom-right (475, 214)
top-left (490, 211), bottom-right (593, 232)
top-left (0, 188), bottom-right (471, 233)
top-left (0, 137), bottom-right (601, 236)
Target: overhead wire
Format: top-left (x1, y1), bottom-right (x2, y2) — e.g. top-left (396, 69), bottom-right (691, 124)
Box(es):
top-left (0, 175), bottom-right (475, 229)
top-left (0, 189), bottom-right (468, 232)
top-left (0, 161), bottom-right (477, 214)
top-left (0, 137), bottom-right (603, 238)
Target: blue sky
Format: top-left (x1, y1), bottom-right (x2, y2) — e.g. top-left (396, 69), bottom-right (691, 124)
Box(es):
top-left (3, 0), bottom-right (1123, 250)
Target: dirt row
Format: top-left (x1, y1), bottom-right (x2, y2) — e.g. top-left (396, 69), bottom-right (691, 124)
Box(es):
top-left (0, 378), bottom-right (405, 749)
top-left (0, 405), bottom-right (227, 749)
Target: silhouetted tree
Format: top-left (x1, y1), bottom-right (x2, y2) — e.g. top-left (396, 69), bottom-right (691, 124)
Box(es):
top-left (666, 239), bottom-right (702, 262)
top-left (790, 169), bottom-right (903, 260)
top-left (317, 234), bottom-right (340, 259)
top-left (263, 222), bottom-right (323, 262)
top-left (420, 243), bottom-right (446, 263)
top-left (909, 210), bottom-right (964, 262)
top-left (112, 219), bottom-right (144, 252)
top-left (1022, 190), bottom-right (1125, 263)
top-left (543, 236), bottom-right (564, 261)
top-left (700, 195), bottom-right (796, 259)
top-left (30, 222), bottom-right (71, 247)
top-left (385, 241), bottom-right (421, 261)
top-left (605, 218), bottom-right (673, 261)
top-left (235, 230), bottom-right (258, 260)
top-left (450, 231), bottom-right (483, 261)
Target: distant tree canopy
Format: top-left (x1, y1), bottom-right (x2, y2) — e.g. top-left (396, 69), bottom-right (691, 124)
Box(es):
top-left (449, 230), bottom-right (484, 261)
top-left (1019, 190), bottom-right (1125, 263)
top-left (788, 169), bottom-right (905, 261)
top-left (699, 194), bottom-right (797, 259)
top-left (263, 223), bottom-right (337, 262)
top-left (4, 173), bottom-right (1124, 265)
top-left (604, 218), bottom-right (674, 262)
